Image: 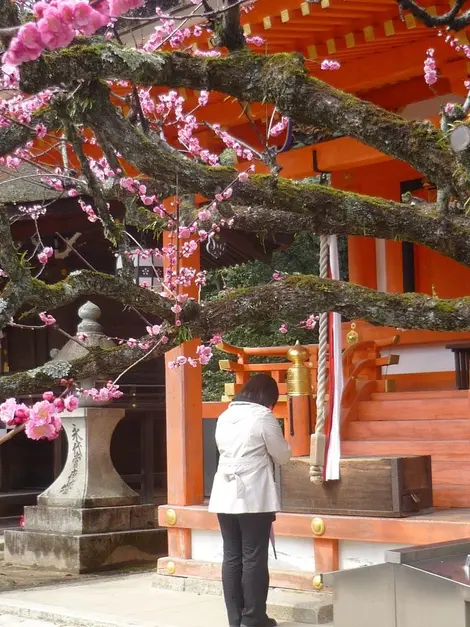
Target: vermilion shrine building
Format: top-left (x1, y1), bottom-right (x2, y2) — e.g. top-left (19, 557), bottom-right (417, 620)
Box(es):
top-left (2, 0), bottom-right (470, 590)
top-left (154, 0), bottom-right (470, 590)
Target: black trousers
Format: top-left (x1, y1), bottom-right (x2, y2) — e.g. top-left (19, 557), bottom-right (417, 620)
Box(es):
top-left (217, 512), bottom-right (274, 627)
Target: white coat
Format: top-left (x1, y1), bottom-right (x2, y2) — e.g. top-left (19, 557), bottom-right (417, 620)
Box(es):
top-left (208, 401), bottom-right (292, 514)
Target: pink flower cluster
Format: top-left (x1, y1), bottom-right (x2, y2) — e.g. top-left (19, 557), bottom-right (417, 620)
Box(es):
top-left (0, 393), bottom-right (80, 441)
top-left (143, 13), bottom-right (203, 53)
top-left (38, 246), bottom-right (53, 265)
top-left (246, 36), bottom-right (265, 47)
top-left (212, 125), bottom-right (254, 161)
top-left (424, 49), bottom-right (437, 86)
top-left (439, 30), bottom-right (470, 59)
top-left (3, 0), bottom-right (144, 67)
top-left (168, 344), bottom-right (213, 370)
top-left (78, 198), bottom-right (98, 222)
top-left (81, 381), bottom-right (123, 403)
top-left (300, 314), bottom-right (319, 330)
top-left (269, 116), bottom-right (289, 138)
top-left (321, 59), bottom-right (341, 71)
top-left (0, 90), bottom-right (54, 130)
top-left (19, 204), bottom-right (47, 219)
top-left (209, 334), bottom-right (222, 345)
top-left (39, 312), bottom-right (56, 326)
top-left (279, 323), bottom-right (288, 334)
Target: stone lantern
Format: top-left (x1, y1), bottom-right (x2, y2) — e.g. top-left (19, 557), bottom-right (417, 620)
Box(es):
top-left (4, 302), bottom-right (166, 573)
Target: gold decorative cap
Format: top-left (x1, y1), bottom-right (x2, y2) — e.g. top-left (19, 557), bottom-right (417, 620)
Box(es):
top-left (287, 341), bottom-right (310, 364)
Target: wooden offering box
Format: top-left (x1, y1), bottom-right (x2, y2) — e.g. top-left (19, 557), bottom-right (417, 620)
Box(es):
top-left (279, 456), bottom-right (433, 518)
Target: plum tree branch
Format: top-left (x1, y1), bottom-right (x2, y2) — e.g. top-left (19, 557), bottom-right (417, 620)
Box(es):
top-left (19, 43), bottom-right (465, 199)
top-left (0, 269), bottom-right (174, 331)
top-left (397, 0), bottom-right (470, 31)
top-left (79, 85), bottom-right (470, 268)
top-left (4, 272), bottom-right (470, 398)
top-left (195, 274), bottom-right (470, 336)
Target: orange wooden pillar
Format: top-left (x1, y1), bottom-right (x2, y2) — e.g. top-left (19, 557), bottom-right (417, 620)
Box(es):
top-left (163, 198), bottom-right (204, 560)
top-left (286, 396), bottom-right (312, 456)
top-left (285, 345), bottom-right (312, 457)
top-left (348, 236), bottom-right (377, 289)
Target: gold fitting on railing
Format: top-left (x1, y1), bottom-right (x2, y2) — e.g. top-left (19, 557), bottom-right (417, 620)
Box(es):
top-left (312, 574), bottom-right (324, 590)
top-left (311, 517), bottom-right (326, 536)
top-left (286, 342), bottom-right (311, 396)
top-left (167, 561), bottom-right (176, 575)
top-left (166, 509), bottom-right (177, 526)
top-left (346, 322), bottom-right (359, 345)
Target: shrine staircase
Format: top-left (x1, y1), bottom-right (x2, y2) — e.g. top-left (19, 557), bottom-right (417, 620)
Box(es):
top-left (342, 389), bottom-right (470, 508)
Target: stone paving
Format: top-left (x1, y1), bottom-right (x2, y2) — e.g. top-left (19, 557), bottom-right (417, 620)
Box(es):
top-left (0, 618), bottom-right (59, 627)
top-left (0, 572), bottom-right (331, 627)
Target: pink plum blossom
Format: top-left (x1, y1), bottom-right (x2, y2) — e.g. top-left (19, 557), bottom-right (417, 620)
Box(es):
top-left (54, 397), bottom-right (65, 412)
top-left (35, 123), bottom-right (47, 138)
top-left (42, 391), bottom-right (55, 402)
top-left (196, 344), bottom-right (213, 365)
top-left (424, 49), bottom-right (437, 86)
top-left (109, 0), bottom-right (144, 17)
top-left (82, 382), bottom-right (123, 402)
top-left (321, 59), bottom-right (341, 70)
top-left (37, 251), bottom-right (49, 265)
top-left (26, 400), bottom-right (62, 441)
top-left (246, 36), bottom-right (265, 47)
top-left (0, 398), bottom-right (18, 425)
top-left (37, 246), bottom-right (53, 264)
top-left (39, 312), bottom-right (56, 326)
top-left (279, 323), bottom-right (288, 334)
top-left (270, 116), bottom-right (289, 137)
top-left (38, 9), bottom-right (75, 50)
top-left (13, 404), bottom-right (30, 425)
top-left (146, 325), bottom-right (162, 336)
top-left (64, 395), bottom-right (79, 411)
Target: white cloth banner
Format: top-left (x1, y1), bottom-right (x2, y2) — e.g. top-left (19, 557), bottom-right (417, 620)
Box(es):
top-left (325, 235), bottom-right (343, 481)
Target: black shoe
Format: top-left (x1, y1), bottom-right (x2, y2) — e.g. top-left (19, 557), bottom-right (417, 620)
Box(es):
top-left (241, 618), bottom-right (277, 627)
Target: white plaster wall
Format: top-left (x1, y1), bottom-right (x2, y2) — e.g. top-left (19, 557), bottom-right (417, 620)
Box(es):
top-left (339, 540), bottom-right (407, 570)
top-left (381, 344), bottom-right (454, 374)
top-left (191, 531), bottom-right (411, 573)
top-left (191, 530), bottom-right (315, 572)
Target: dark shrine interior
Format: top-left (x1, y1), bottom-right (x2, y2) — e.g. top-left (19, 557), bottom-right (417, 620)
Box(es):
top-left (0, 196), bottom-right (291, 520)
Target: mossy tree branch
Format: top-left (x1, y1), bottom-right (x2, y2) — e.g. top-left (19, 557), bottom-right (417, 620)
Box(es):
top-left (195, 274), bottom-right (470, 336)
top-left (0, 339), bottom-right (172, 398)
top-left (4, 271), bottom-right (470, 397)
top-left (0, 269), bottom-right (174, 331)
top-left (19, 43), bottom-right (465, 199)
top-left (77, 85), bottom-right (470, 268)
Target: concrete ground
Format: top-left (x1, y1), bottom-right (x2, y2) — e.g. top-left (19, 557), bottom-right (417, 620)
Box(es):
top-left (0, 572), bottom-right (333, 627)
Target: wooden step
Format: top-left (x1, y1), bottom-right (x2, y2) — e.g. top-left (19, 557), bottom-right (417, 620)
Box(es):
top-left (432, 461), bottom-right (470, 486)
top-left (348, 420), bottom-right (470, 441)
top-left (342, 440), bottom-right (470, 461)
top-left (433, 485), bottom-right (470, 508)
top-left (371, 391), bottom-right (467, 401)
top-left (358, 398), bottom-right (468, 421)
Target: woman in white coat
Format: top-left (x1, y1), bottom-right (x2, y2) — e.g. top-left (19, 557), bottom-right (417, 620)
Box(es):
top-left (209, 374), bottom-right (291, 627)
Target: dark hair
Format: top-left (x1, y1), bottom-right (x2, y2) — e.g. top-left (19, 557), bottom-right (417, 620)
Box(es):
top-left (233, 374), bottom-right (279, 409)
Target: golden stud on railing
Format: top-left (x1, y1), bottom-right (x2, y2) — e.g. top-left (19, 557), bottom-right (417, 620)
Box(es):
top-left (311, 517), bottom-right (326, 536)
top-left (166, 509), bottom-right (177, 526)
top-left (312, 574), bottom-right (324, 590)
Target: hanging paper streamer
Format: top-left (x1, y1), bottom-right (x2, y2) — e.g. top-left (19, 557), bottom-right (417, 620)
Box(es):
top-left (325, 235), bottom-right (343, 481)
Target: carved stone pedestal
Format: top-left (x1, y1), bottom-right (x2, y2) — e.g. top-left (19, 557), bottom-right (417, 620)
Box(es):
top-left (4, 408), bottom-right (166, 573)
